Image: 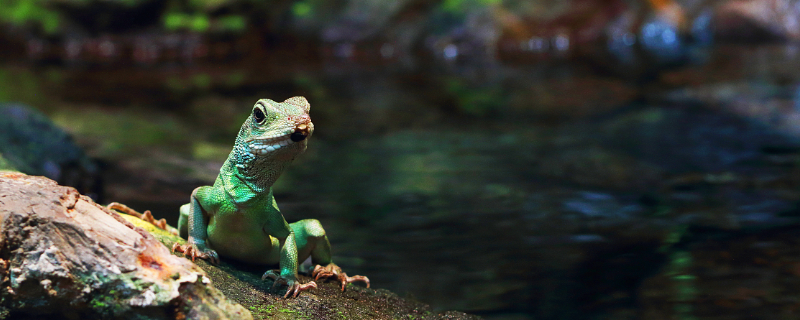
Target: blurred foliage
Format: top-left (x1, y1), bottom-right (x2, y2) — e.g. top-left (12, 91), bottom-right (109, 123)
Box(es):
top-left (286, 0), bottom-right (343, 35)
top-left (445, 78), bottom-right (506, 116)
top-left (291, 0), bottom-right (313, 17)
top-left (0, 0), bottom-right (252, 34)
top-left (164, 71), bottom-right (246, 95)
top-left (0, 0), bottom-right (61, 34)
top-left (192, 141), bottom-right (230, 161)
top-left (188, 0), bottom-right (232, 11)
top-left (162, 12), bottom-right (246, 33)
top-left (163, 12), bottom-right (207, 32)
top-left (0, 67), bottom-right (47, 107)
top-left (0, 153), bottom-right (18, 172)
top-left (0, 0), bottom-right (514, 35)
top-left (161, 0), bottom-right (266, 33)
top-left (441, 0), bottom-right (501, 13)
top-left (191, 73), bottom-right (212, 89)
top-left (217, 15), bottom-right (245, 31)
top-left (429, 0), bottom-right (500, 35)
top-left (50, 106), bottom-right (192, 159)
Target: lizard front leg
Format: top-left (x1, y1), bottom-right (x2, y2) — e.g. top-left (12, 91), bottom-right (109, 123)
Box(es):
top-left (172, 187), bottom-right (220, 264)
top-left (262, 231), bottom-right (317, 298)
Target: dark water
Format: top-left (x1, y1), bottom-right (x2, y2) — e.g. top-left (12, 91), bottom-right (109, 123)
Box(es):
top-left (5, 43), bottom-right (800, 319)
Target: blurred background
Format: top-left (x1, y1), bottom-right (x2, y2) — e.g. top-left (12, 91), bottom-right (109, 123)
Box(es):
top-left (3, 0), bottom-right (800, 319)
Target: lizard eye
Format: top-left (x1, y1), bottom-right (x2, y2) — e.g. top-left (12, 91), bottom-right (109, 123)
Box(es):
top-left (253, 108), bottom-right (266, 124)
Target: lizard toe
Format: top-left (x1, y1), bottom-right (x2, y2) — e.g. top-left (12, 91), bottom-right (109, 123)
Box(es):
top-left (285, 281), bottom-right (317, 298)
top-left (171, 243), bottom-right (185, 254)
top-left (312, 263), bottom-right (369, 291)
top-left (339, 274), bottom-right (370, 291)
top-left (206, 250), bottom-right (220, 264)
top-left (312, 264), bottom-right (340, 281)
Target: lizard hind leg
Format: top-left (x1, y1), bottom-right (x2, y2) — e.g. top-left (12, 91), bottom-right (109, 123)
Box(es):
top-left (107, 202), bottom-right (177, 235)
top-left (289, 219), bottom-right (370, 291)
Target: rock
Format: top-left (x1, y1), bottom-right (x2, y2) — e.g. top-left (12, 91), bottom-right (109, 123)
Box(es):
top-left (0, 171), bottom-right (250, 319)
top-left (0, 103), bottom-right (102, 201)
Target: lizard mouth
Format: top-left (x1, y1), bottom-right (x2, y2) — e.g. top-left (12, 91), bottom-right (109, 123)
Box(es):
top-left (247, 124), bottom-right (312, 155)
top-left (291, 124), bottom-right (310, 142)
top-left (248, 133), bottom-right (298, 155)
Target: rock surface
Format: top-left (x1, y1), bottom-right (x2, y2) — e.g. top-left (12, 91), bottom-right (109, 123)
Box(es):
top-left (0, 171), bottom-right (250, 319)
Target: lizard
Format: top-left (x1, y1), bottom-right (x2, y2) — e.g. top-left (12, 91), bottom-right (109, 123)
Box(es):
top-left (166, 96), bottom-right (369, 298)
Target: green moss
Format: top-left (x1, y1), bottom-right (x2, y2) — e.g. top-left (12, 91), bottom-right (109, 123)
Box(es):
top-left (117, 213), bottom-right (183, 247)
top-left (277, 307), bottom-right (312, 319)
top-left (250, 304), bottom-right (275, 314)
top-left (89, 291), bottom-right (126, 317)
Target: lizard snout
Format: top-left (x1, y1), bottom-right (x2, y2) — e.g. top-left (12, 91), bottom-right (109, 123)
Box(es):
top-left (291, 123), bottom-right (310, 142)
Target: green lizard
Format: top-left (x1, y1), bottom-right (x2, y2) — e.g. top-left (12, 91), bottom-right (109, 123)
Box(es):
top-left (171, 97), bottom-right (369, 298)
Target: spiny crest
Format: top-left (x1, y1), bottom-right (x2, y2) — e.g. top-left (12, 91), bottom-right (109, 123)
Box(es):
top-left (284, 96), bottom-right (311, 113)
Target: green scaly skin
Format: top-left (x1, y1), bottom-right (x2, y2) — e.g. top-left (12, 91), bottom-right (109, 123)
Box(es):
top-left (173, 97), bottom-right (369, 298)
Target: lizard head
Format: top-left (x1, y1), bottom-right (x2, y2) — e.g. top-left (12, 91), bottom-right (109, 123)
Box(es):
top-left (237, 96), bottom-right (314, 165)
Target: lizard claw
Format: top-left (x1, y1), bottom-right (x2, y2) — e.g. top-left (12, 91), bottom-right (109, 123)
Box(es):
top-left (312, 263), bottom-right (370, 291)
top-left (172, 242), bottom-right (220, 264)
top-left (262, 270), bottom-right (317, 298)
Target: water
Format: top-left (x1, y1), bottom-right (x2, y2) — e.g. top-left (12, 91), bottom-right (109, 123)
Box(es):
top-left (3, 42), bottom-right (800, 319)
